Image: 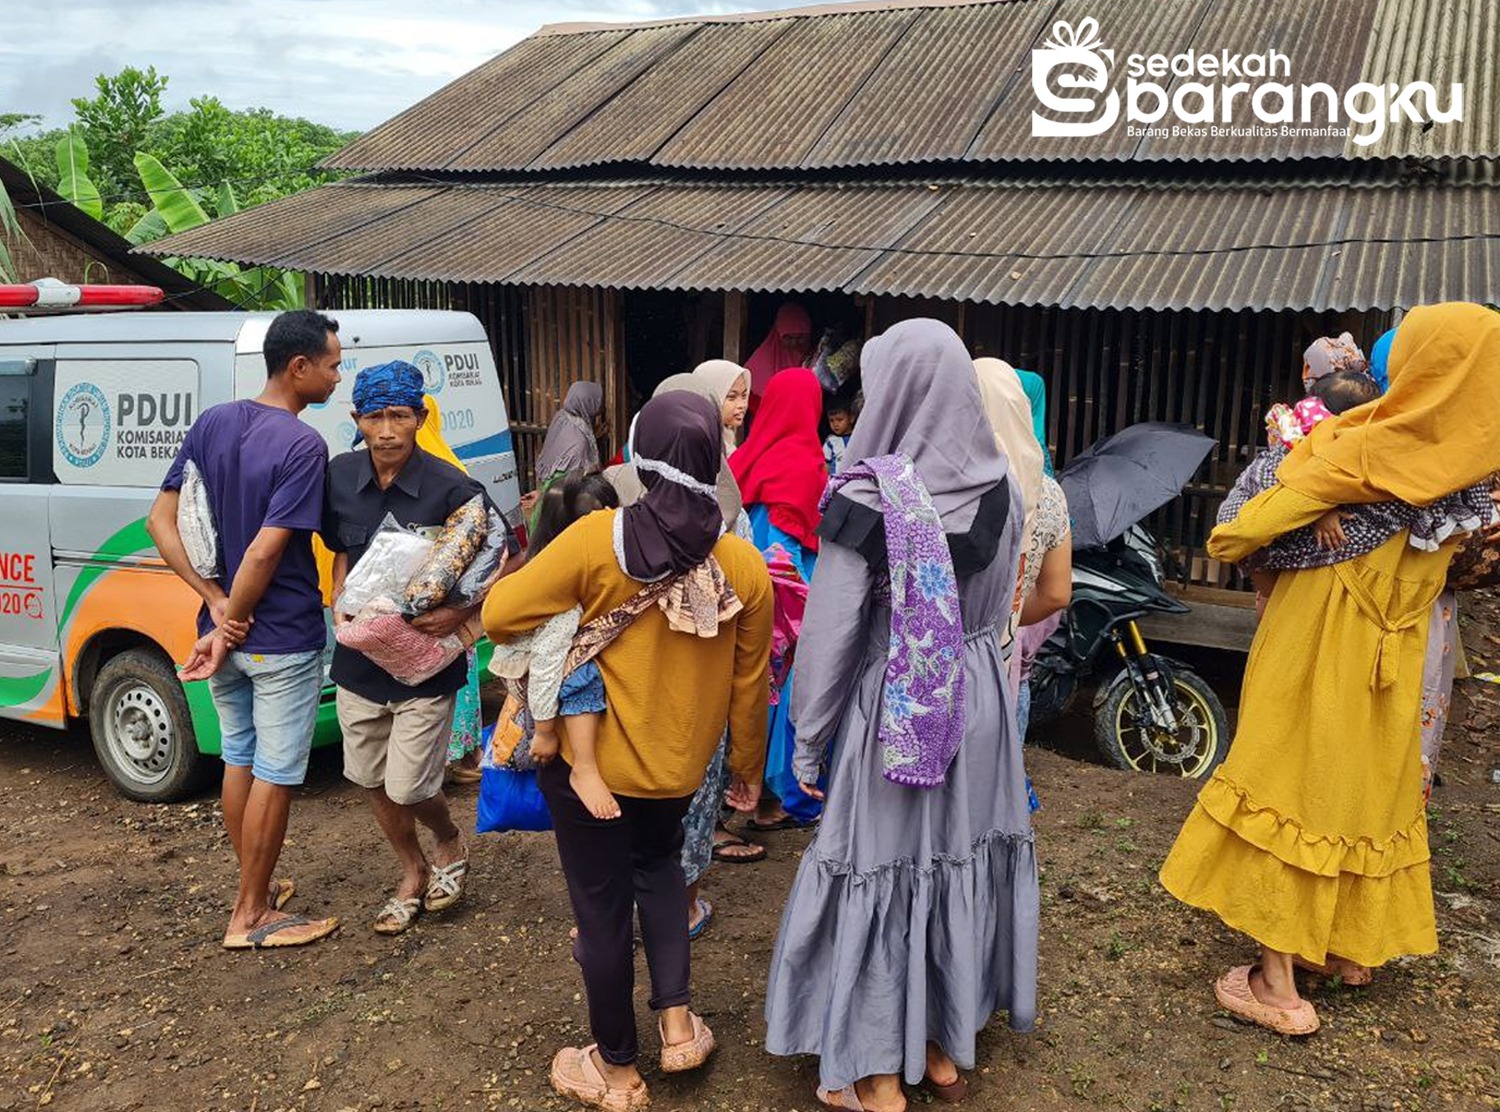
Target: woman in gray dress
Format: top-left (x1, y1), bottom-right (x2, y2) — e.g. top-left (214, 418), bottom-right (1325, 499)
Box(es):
top-left (764, 319), bottom-right (1039, 1112)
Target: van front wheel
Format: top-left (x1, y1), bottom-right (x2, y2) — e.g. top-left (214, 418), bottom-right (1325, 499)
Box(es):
top-left (90, 648), bottom-right (205, 802)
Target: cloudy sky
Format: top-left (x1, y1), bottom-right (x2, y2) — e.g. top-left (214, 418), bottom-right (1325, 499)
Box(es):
top-left (5, 0), bottom-right (847, 134)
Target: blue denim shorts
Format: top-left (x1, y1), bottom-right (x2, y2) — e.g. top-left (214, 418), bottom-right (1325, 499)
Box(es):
top-left (558, 661), bottom-right (606, 717)
top-left (208, 650), bottom-right (324, 786)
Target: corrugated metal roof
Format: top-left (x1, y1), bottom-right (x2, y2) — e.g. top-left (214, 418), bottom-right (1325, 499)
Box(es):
top-left (322, 0), bottom-right (1499, 173)
top-left (142, 177), bottom-right (1500, 312)
top-left (1351, 0), bottom-right (1500, 160)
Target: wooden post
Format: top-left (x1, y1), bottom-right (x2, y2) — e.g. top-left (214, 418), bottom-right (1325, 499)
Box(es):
top-left (723, 290), bottom-right (746, 362)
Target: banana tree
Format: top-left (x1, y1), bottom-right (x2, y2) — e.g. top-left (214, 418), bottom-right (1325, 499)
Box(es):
top-left (56, 129), bottom-right (103, 220)
top-left (0, 178), bottom-right (20, 283)
top-left (127, 151), bottom-right (302, 311)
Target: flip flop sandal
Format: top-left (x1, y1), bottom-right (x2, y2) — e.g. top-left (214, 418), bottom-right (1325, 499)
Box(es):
top-left (816, 1087), bottom-right (868, 1111)
top-left (373, 897), bottom-right (423, 936)
top-left (1214, 965), bottom-right (1320, 1036)
top-left (447, 764), bottom-right (484, 786)
top-left (270, 878), bottom-right (296, 911)
top-left (549, 1045), bottom-right (651, 1112)
top-left (222, 914), bottom-right (340, 951)
top-left (659, 1011), bottom-right (715, 1074)
top-left (711, 833), bottom-right (767, 864)
top-left (425, 849), bottom-right (470, 912)
top-left (1293, 955), bottom-right (1373, 986)
top-left (923, 1071), bottom-right (968, 1103)
top-left (688, 897), bottom-right (714, 942)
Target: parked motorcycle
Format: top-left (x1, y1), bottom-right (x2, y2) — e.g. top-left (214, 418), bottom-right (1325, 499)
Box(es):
top-left (1026, 522), bottom-right (1230, 779)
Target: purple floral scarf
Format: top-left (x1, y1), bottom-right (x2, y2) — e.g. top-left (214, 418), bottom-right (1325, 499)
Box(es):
top-left (822, 454), bottom-right (965, 789)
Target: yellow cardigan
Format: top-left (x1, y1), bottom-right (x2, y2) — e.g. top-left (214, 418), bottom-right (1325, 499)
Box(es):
top-left (483, 510), bottom-right (773, 799)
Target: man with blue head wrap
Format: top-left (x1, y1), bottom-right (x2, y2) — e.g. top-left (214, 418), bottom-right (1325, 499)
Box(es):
top-left (322, 359), bottom-right (497, 934)
top-left (350, 360), bottom-right (427, 446)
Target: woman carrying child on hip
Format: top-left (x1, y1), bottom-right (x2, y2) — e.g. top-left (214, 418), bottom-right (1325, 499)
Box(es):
top-left (488, 472), bottom-right (622, 820)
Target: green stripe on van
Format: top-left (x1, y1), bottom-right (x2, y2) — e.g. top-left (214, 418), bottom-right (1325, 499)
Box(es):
top-left (59, 518), bottom-right (155, 630)
top-left (0, 668), bottom-right (51, 708)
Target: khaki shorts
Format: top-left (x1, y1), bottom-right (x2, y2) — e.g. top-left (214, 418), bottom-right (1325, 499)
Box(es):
top-left (337, 688), bottom-right (456, 806)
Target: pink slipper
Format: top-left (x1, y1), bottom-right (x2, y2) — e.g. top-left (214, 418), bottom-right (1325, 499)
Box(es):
top-left (1293, 955), bottom-right (1373, 986)
top-left (549, 1045), bottom-right (650, 1111)
top-left (1214, 965), bottom-right (1320, 1036)
top-left (659, 1012), bottom-right (715, 1073)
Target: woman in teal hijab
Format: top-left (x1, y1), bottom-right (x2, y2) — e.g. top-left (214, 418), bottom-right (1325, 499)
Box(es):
top-left (1015, 368), bottom-right (1054, 475)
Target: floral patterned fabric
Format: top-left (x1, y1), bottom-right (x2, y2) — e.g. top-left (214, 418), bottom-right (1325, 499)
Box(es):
top-left (765, 543), bottom-right (810, 704)
top-left (1265, 397), bottom-right (1334, 450)
top-left (1218, 444), bottom-right (1495, 571)
top-left (821, 454), bottom-right (965, 789)
top-left (446, 650), bottom-right (482, 762)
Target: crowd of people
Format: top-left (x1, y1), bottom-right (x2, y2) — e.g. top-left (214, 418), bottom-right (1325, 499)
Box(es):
top-left (144, 301), bottom-right (1500, 1110)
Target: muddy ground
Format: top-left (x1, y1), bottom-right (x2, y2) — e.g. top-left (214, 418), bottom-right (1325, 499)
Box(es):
top-left (2, 603), bottom-right (1498, 1112)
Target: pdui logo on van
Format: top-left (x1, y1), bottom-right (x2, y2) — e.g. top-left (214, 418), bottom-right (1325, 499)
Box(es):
top-left (413, 349), bottom-right (445, 395)
top-left (56, 382), bottom-right (111, 468)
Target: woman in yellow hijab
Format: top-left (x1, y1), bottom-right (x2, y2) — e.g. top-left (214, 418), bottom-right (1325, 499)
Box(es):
top-left (1160, 304), bottom-right (1500, 1035)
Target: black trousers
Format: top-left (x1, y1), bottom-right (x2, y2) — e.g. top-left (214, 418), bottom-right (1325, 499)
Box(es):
top-left (539, 760), bottom-right (694, 1065)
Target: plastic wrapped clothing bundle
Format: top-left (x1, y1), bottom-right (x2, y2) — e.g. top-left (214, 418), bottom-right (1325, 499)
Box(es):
top-left (335, 598), bottom-right (466, 685)
top-left (335, 515), bottom-right (432, 616)
top-left (404, 495), bottom-right (488, 614)
top-left (178, 459), bottom-right (221, 580)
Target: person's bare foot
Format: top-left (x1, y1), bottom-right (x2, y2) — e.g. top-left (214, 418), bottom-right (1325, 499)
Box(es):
top-left (853, 1075), bottom-right (907, 1112)
top-left (570, 764), bottom-right (622, 820)
top-left (223, 908), bottom-right (339, 949)
top-left (925, 1042), bottom-right (959, 1087)
top-left (1249, 966), bottom-right (1304, 1010)
top-left (591, 1048), bottom-right (644, 1092)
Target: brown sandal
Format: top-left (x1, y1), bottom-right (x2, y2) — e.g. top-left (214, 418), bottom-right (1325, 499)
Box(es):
top-left (659, 1012), bottom-right (715, 1073)
top-left (1214, 965), bottom-right (1320, 1036)
top-left (549, 1045), bottom-right (650, 1111)
top-left (923, 1071), bottom-right (968, 1102)
top-left (1293, 955), bottom-right (1373, 986)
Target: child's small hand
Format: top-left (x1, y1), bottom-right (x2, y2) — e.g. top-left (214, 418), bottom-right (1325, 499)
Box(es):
top-left (1313, 510), bottom-right (1352, 551)
top-left (531, 719), bottom-right (559, 764)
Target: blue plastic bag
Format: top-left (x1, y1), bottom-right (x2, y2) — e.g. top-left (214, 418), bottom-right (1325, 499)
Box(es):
top-left (475, 723), bottom-right (552, 833)
top-left (476, 766), bottom-right (552, 833)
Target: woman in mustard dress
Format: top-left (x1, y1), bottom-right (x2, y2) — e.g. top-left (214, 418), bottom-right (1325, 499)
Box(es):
top-left (1160, 303), bottom-right (1500, 1035)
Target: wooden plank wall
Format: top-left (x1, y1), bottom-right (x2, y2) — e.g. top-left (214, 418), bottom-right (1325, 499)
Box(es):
top-left (523, 285), bottom-right (623, 488)
top-left (964, 303), bottom-right (1390, 588)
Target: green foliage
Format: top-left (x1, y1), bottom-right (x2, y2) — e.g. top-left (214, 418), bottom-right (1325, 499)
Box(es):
top-left (4, 64), bottom-right (354, 310)
top-left (10, 66), bottom-right (355, 218)
top-left (0, 178), bottom-right (21, 283)
top-left (69, 65), bottom-right (168, 204)
top-left (132, 152), bottom-right (209, 233)
top-left (55, 129), bottom-right (103, 220)
top-left (0, 114), bottom-right (42, 137)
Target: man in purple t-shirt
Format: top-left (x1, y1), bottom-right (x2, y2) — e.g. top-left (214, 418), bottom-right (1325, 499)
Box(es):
top-left (148, 310), bottom-right (343, 951)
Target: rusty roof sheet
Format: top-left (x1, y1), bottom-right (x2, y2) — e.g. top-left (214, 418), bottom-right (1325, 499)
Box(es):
top-left (143, 176), bottom-right (1500, 312)
top-left (323, 0), bottom-right (1500, 173)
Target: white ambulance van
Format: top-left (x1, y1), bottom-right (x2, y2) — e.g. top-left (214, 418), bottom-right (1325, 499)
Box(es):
top-left (0, 291), bottom-right (521, 801)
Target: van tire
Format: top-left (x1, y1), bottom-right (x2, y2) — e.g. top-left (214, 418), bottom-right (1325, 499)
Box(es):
top-left (89, 648), bottom-right (205, 803)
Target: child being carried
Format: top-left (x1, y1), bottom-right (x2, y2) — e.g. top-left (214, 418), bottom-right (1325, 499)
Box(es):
top-left (489, 473), bottom-right (622, 820)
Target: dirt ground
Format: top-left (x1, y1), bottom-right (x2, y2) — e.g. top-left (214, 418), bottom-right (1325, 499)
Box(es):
top-left (3, 604), bottom-right (1499, 1112)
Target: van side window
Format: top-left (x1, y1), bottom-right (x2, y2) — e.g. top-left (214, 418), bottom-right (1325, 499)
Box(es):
top-left (53, 360), bottom-right (199, 487)
top-left (0, 377), bottom-right (26, 480)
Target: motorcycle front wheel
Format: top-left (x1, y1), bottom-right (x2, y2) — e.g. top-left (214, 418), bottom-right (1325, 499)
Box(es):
top-left (1095, 667), bottom-right (1229, 779)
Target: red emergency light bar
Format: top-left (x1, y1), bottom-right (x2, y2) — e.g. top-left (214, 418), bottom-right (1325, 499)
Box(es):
top-left (0, 279), bottom-right (165, 312)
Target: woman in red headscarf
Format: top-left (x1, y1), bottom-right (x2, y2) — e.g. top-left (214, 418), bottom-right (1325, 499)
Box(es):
top-left (745, 303), bottom-right (814, 413)
top-left (729, 368), bottom-right (828, 832)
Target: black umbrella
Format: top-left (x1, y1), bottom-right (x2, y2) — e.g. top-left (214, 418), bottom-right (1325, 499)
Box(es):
top-left (1058, 422), bottom-right (1217, 549)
